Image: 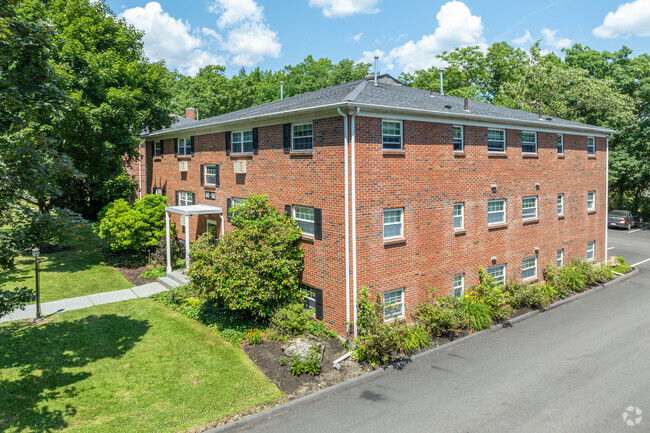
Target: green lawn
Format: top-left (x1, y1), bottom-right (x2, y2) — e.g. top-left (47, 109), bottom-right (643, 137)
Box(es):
top-left (0, 298), bottom-right (281, 433)
top-left (0, 225), bottom-right (133, 302)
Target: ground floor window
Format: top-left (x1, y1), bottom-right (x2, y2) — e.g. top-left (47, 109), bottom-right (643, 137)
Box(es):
top-left (383, 288), bottom-right (404, 321)
top-left (557, 249), bottom-right (564, 268)
top-left (301, 283), bottom-right (316, 311)
top-left (178, 191), bottom-right (194, 206)
top-left (153, 187), bottom-right (163, 195)
top-left (522, 256), bottom-right (537, 281)
top-left (453, 274), bottom-right (464, 298)
top-left (587, 241), bottom-right (595, 261)
top-left (487, 264), bottom-right (506, 285)
top-left (293, 205), bottom-right (315, 236)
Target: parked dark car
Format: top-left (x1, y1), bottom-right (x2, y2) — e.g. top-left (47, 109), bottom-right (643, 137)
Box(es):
top-left (608, 210), bottom-right (641, 230)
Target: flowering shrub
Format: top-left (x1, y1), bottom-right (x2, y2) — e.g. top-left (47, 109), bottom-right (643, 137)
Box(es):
top-left (464, 267), bottom-right (513, 320)
top-left (246, 328), bottom-right (263, 345)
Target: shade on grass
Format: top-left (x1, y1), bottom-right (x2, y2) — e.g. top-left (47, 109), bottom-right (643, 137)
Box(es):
top-left (0, 225), bottom-right (133, 302)
top-left (0, 298), bottom-right (281, 432)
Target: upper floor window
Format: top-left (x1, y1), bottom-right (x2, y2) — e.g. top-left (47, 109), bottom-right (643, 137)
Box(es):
top-left (487, 199), bottom-right (506, 225)
top-left (487, 264), bottom-right (506, 285)
top-left (587, 191), bottom-right (596, 211)
top-left (557, 134), bottom-right (564, 154)
top-left (487, 129), bottom-right (505, 152)
top-left (454, 202), bottom-right (464, 230)
top-left (153, 187), bottom-right (163, 195)
top-left (522, 196), bottom-right (537, 220)
top-left (292, 123), bottom-right (313, 151)
top-left (453, 274), bottom-right (464, 298)
top-left (293, 205), bottom-right (315, 236)
top-left (154, 141), bottom-right (162, 157)
top-left (382, 120), bottom-right (402, 150)
top-left (522, 256), bottom-right (537, 281)
top-left (178, 137), bottom-right (191, 156)
top-left (452, 125), bottom-right (464, 152)
top-left (232, 131), bottom-right (253, 153)
top-left (178, 191), bottom-right (194, 206)
top-left (587, 137), bottom-right (595, 155)
top-left (557, 194), bottom-right (564, 215)
top-left (521, 131), bottom-right (537, 154)
top-left (204, 164), bottom-right (218, 185)
top-left (587, 241), bottom-right (595, 261)
top-left (232, 197), bottom-right (245, 207)
top-left (383, 208), bottom-right (403, 240)
top-left (383, 288), bottom-right (404, 320)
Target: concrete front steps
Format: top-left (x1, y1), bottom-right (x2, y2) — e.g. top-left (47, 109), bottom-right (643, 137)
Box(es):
top-left (158, 271), bottom-right (189, 289)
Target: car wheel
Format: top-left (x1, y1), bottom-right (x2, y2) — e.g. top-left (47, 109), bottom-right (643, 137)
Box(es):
top-left (627, 222), bottom-right (631, 230)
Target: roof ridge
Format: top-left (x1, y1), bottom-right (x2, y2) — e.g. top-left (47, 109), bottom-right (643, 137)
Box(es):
top-left (343, 80), bottom-right (368, 102)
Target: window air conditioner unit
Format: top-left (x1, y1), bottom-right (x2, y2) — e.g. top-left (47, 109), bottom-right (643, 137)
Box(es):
top-left (178, 161), bottom-right (188, 172)
top-left (233, 160), bottom-right (247, 174)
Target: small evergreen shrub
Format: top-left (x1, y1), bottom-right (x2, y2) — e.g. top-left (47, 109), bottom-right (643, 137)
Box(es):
top-left (412, 301), bottom-right (462, 337)
top-left (271, 303), bottom-right (315, 336)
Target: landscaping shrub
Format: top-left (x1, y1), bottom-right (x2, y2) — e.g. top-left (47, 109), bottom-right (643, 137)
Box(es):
top-left (412, 301), bottom-right (463, 337)
top-left (458, 297), bottom-right (493, 332)
top-left (139, 265), bottom-right (166, 280)
top-left (0, 287), bottom-right (35, 318)
top-left (246, 329), bottom-right (264, 345)
top-left (505, 280), bottom-right (557, 309)
top-left (612, 256), bottom-right (633, 274)
top-left (464, 267), bottom-right (513, 320)
top-left (389, 321), bottom-right (431, 354)
top-left (558, 263), bottom-right (588, 292)
top-left (278, 356), bottom-right (287, 366)
top-left (152, 235), bottom-right (185, 267)
top-left (189, 195), bottom-right (304, 318)
top-left (592, 264), bottom-right (614, 283)
top-left (289, 349), bottom-right (321, 376)
top-left (570, 258), bottom-right (599, 286)
top-left (271, 303), bottom-right (314, 336)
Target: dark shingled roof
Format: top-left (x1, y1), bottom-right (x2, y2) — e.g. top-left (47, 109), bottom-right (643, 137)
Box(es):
top-left (144, 75), bottom-right (613, 137)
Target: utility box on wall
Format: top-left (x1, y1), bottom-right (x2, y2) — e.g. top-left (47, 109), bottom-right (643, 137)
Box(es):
top-left (233, 160), bottom-right (247, 174)
top-left (178, 161), bottom-right (189, 172)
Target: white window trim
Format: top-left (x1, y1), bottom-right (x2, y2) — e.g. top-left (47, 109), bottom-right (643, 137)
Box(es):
top-left (383, 288), bottom-right (405, 321)
top-left (587, 241), bottom-right (595, 261)
top-left (206, 218), bottom-right (217, 235)
top-left (557, 134), bottom-right (564, 154)
top-left (587, 191), bottom-right (596, 211)
top-left (178, 191), bottom-right (193, 206)
top-left (454, 202), bottom-right (464, 230)
top-left (522, 196), bottom-right (538, 220)
top-left (557, 249), bottom-right (564, 268)
top-left (487, 264), bottom-right (506, 285)
top-left (302, 283), bottom-right (316, 311)
top-left (453, 274), bottom-right (464, 298)
top-left (522, 256), bottom-right (537, 281)
top-left (452, 125), bottom-right (464, 152)
top-left (521, 131), bottom-right (537, 154)
top-left (154, 141), bottom-right (162, 157)
top-left (587, 137), bottom-right (596, 155)
top-left (487, 199), bottom-right (506, 225)
top-left (557, 194), bottom-right (564, 215)
top-left (204, 164), bottom-right (217, 186)
top-left (178, 137), bottom-right (191, 156)
top-left (231, 130), bottom-right (254, 154)
top-left (382, 119), bottom-right (403, 150)
top-left (153, 187), bottom-right (164, 195)
top-left (487, 128), bottom-right (506, 153)
top-left (293, 205), bottom-right (316, 237)
top-left (383, 208), bottom-right (404, 240)
top-left (291, 123), bottom-right (313, 152)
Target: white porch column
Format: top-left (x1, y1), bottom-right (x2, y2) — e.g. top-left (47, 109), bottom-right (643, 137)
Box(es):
top-left (220, 214), bottom-right (225, 236)
top-left (185, 214), bottom-right (191, 272)
top-left (165, 211), bottom-right (171, 273)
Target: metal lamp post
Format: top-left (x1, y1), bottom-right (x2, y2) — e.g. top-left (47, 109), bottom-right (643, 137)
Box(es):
top-left (32, 247), bottom-right (41, 320)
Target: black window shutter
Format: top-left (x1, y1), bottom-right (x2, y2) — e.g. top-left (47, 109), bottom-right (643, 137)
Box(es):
top-left (252, 128), bottom-right (259, 154)
top-left (215, 164), bottom-right (220, 187)
top-left (227, 198), bottom-right (232, 222)
top-left (283, 124), bottom-right (291, 153)
top-left (160, 140), bottom-right (164, 156)
top-left (174, 138), bottom-right (178, 156)
top-left (200, 164), bottom-right (204, 186)
top-left (150, 141), bottom-right (154, 158)
top-left (401, 121), bottom-right (406, 150)
top-left (191, 192), bottom-right (196, 205)
top-left (314, 208), bottom-right (322, 240)
top-left (190, 136), bottom-right (195, 156)
top-left (225, 131), bottom-right (231, 156)
top-left (315, 288), bottom-right (323, 320)
top-left (284, 204), bottom-right (292, 216)
top-left (175, 191), bottom-right (179, 206)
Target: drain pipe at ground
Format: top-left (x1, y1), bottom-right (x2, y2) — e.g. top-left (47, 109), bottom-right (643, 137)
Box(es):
top-left (337, 107), bottom-right (351, 337)
top-left (333, 351), bottom-right (353, 370)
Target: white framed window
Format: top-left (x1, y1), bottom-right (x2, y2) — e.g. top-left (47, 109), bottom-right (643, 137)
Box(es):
top-left (204, 164), bottom-right (217, 185)
top-left (522, 196), bottom-right (537, 220)
top-left (522, 256), bottom-right (537, 281)
top-left (453, 202), bottom-right (464, 230)
top-left (587, 241), bottom-right (595, 261)
top-left (153, 187), bottom-right (163, 195)
top-left (301, 283), bottom-right (316, 311)
top-left (178, 137), bottom-right (191, 156)
top-left (294, 205), bottom-right (315, 236)
top-left (487, 264), bottom-right (506, 285)
top-left (521, 131), bottom-right (537, 154)
top-left (487, 199), bottom-right (506, 225)
top-left (206, 219), bottom-right (218, 238)
top-left (587, 190), bottom-right (595, 210)
top-left (557, 194), bottom-right (564, 215)
top-left (487, 129), bottom-right (506, 152)
top-left (232, 131), bottom-right (253, 153)
top-left (178, 191), bottom-right (193, 206)
top-left (453, 274), bottom-right (464, 298)
top-left (292, 123), bottom-right (313, 151)
top-left (557, 249), bottom-right (564, 268)
top-left (557, 134), bottom-right (564, 154)
top-left (452, 125), bottom-right (464, 152)
top-left (232, 197), bottom-right (245, 207)
top-left (154, 141), bottom-right (162, 157)
top-left (383, 208), bottom-right (404, 239)
top-left (382, 120), bottom-right (403, 150)
top-left (587, 137), bottom-right (595, 155)
top-left (383, 288), bottom-right (404, 320)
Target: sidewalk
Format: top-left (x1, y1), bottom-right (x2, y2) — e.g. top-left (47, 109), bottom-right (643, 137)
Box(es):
top-left (0, 282), bottom-right (168, 323)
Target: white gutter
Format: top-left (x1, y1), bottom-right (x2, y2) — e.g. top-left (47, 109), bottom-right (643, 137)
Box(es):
top-left (337, 108), bottom-right (351, 337)
top-left (351, 107), bottom-right (360, 339)
top-left (605, 137), bottom-right (609, 260)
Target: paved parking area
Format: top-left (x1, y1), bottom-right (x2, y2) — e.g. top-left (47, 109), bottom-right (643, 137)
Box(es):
top-left (608, 226), bottom-right (650, 270)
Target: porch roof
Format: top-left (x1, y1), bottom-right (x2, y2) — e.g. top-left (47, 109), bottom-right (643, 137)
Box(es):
top-left (165, 204), bottom-right (223, 216)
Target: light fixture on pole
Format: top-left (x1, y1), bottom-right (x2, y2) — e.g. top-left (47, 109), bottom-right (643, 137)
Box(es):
top-left (32, 247), bottom-right (42, 321)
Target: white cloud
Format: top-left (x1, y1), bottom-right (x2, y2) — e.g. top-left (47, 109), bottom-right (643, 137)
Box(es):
top-left (121, 2), bottom-right (224, 75)
top-left (541, 28), bottom-right (572, 50)
top-left (352, 32), bottom-right (363, 42)
top-left (593, 0), bottom-right (650, 38)
top-left (225, 22), bottom-right (281, 66)
top-left (209, 0), bottom-right (263, 29)
top-left (358, 49), bottom-right (385, 65)
top-left (366, 1), bottom-right (484, 73)
top-left (512, 30), bottom-right (532, 45)
top-left (309, 0), bottom-right (380, 18)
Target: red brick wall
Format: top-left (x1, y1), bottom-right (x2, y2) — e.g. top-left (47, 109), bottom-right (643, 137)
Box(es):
top-left (123, 143), bottom-right (146, 199)
top-left (148, 114), bottom-right (607, 335)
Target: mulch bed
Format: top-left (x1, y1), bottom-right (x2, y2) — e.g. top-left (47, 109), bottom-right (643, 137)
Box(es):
top-left (116, 266), bottom-right (153, 286)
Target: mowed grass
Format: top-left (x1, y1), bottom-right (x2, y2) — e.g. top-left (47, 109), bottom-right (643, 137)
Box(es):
top-left (0, 225), bottom-right (133, 302)
top-left (0, 298), bottom-right (281, 433)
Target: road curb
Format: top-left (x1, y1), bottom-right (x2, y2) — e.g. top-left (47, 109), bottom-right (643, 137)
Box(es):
top-left (206, 267), bottom-right (640, 433)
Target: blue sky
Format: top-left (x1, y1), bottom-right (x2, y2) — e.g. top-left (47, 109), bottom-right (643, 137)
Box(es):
top-left (104, 0), bottom-right (650, 76)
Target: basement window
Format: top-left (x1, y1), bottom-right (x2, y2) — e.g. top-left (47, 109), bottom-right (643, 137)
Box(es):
top-left (383, 288), bottom-right (404, 320)
top-left (587, 241), bottom-right (595, 261)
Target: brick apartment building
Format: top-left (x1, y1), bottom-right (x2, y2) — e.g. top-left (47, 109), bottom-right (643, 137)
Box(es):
top-left (142, 74), bottom-right (612, 337)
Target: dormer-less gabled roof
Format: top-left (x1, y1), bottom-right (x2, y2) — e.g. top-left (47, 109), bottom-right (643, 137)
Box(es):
top-left (143, 74), bottom-right (614, 138)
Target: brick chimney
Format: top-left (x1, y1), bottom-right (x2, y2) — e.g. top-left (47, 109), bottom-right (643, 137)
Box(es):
top-left (185, 108), bottom-right (196, 120)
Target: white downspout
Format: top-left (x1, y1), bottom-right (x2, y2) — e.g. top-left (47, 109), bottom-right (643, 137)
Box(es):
top-left (220, 214), bottom-right (225, 237)
top-left (351, 107), bottom-right (360, 338)
top-left (138, 141), bottom-right (143, 199)
top-left (605, 136), bottom-right (609, 261)
top-left (337, 108), bottom-right (350, 337)
top-left (185, 213), bottom-right (191, 272)
top-left (165, 210), bottom-right (171, 273)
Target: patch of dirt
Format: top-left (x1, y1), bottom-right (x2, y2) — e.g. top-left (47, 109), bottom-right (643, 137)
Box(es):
top-left (244, 336), bottom-right (371, 399)
top-left (116, 266), bottom-right (152, 286)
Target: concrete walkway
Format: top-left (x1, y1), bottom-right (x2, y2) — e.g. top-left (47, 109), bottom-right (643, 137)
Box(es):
top-left (0, 282), bottom-right (168, 323)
